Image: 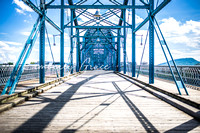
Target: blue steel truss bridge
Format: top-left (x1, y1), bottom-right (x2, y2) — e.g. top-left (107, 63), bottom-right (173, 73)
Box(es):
top-left (0, 0), bottom-right (199, 132)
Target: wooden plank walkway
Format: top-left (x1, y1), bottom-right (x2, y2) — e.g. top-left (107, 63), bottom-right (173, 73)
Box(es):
top-left (0, 74), bottom-right (61, 94)
top-left (0, 70), bottom-right (199, 133)
top-left (131, 73), bottom-right (200, 104)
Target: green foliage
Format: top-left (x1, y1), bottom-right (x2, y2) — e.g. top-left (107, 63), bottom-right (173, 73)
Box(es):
top-left (30, 62), bottom-right (35, 64)
top-left (7, 62), bottom-right (13, 65)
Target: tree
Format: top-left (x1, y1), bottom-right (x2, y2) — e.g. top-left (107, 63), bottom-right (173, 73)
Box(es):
top-left (30, 62), bottom-right (35, 64)
top-left (7, 62), bottom-right (13, 65)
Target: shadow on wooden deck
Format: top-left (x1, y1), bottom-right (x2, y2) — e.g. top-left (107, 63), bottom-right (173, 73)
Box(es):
top-left (13, 73), bottom-right (102, 133)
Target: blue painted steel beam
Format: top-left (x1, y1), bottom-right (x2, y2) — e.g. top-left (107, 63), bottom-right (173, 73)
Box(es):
top-left (80, 29), bottom-right (97, 51)
top-left (39, 0), bottom-right (45, 84)
top-left (64, 10), bottom-right (88, 28)
top-left (22, 0), bottom-right (62, 33)
top-left (108, 9), bottom-right (131, 26)
top-left (140, 0), bottom-right (148, 5)
top-left (99, 30), bottom-right (117, 51)
top-left (65, 26), bottom-right (131, 29)
top-left (46, 0), bottom-right (55, 6)
top-left (151, 19), bottom-right (189, 95)
top-left (77, 8), bottom-right (120, 26)
top-left (104, 45), bottom-right (115, 70)
top-left (68, 0), bottom-right (79, 26)
top-left (85, 45), bottom-right (93, 54)
top-left (123, 9), bottom-right (126, 74)
top-left (152, 0), bottom-right (171, 15)
top-left (80, 42), bottom-right (117, 45)
top-left (75, 0), bottom-right (87, 5)
top-left (73, 35), bottom-right (123, 38)
top-left (76, 29), bottom-right (81, 72)
top-left (81, 37), bottom-right (86, 69)
top-left (104, 45), bottom-right (114, 54)
top-left (70, 9), bottom-right (74, 74)
top-left (117, 29), bottom-right (121, 72)
top-left (60, 0), bottom-right (64, 77)
top-left (1, 17), bottom-right (45, 95)
top-left (149, 0), bottom-right (154, 84)
top-left (133, 0), bottom-right (171, 33)
top-left (132, 0), bottom-right (136, 77)
top-left (46, 5), bottom-right (149, 9)
top-left (118, 0), bottom-right (128, 26)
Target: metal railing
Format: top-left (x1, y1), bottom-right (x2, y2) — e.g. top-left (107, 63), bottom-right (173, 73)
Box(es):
top-left (0, 65), bottom-right (69, 86)
top-left (1, 64), bottom-right (199, 88)
top-left (121, 64), bottom-right (200, 87)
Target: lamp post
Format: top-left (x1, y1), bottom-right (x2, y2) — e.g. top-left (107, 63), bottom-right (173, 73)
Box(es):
top-left (53, 34), bottom-right (60, 46)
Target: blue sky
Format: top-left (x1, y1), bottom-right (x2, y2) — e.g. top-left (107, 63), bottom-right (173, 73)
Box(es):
top-left (0, 0), bottom-right (200, 65)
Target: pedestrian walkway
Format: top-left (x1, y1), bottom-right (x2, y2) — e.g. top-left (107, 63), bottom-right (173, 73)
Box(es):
top-left (0, 70), bottom-right (199, 132)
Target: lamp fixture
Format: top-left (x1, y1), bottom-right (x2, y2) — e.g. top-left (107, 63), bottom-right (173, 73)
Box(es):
top-left (94, 9), bottom-right (101, 20)
top-left (96, 37), bottom-right (100, 42)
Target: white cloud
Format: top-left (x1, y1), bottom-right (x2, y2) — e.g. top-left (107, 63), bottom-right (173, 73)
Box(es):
top-left (2, 41), bottom-right (22, 46)
top-left (0, 41), bottom-right (23, 63)
top-left (21, 31), bottom-right (30, 36)
top-left (136, 15), bottom-right (144, 24)
top-left (23, 14), bottom-right (33, 23)
top-left (24, 20), bottom-right (28, 23)
top-left (156, 18), bottom-right (200, 63)
top-left (124, 17), bottom-right (200, 65)
top-left (13, 0), bottom-right (33, 13)
top-left (29, 14), bottom-right (32, 18)
top-left (0, 33), bottom-right (7, 35)
top-left (15, 8), bottom-right (26, 15)
top-left (0, 41), bottom-right (9, 48)
top-left (160, 17), bottom-right (200, 48)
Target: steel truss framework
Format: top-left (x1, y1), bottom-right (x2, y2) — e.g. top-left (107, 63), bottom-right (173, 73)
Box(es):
top-left (1, 0), bottom-right (189, 95)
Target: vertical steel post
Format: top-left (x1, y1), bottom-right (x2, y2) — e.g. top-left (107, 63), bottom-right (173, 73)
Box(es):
top-left (113, 51), bottom-right (116, 71)
top-left (123, 9), bottom-right (126, 74)
top-left (117, 29), bottom-right (121, 72)
top-left (81, 38), bottom-right (85, 71)
top-left (132, 0), bottom-right (136, 77)
top-left (76, 29), bottom-right (80, 72)
top-left (149, 0), bottom-right (154, 84)
top-left (39, 0), bottom-right (45, 83)
top-left (70, 9), bottom-right (74, 74)
top-left (60, 0), bottom-right (64, 77)
top-left (111, 52), bottom-right (113, 70)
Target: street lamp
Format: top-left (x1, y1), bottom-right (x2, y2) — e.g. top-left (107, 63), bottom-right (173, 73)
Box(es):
top-left (94, 9), bottom-right (101, 20)
top-left (96, 37), bottom-right (100, 42)
top-left (53, 34), bottom-right (60, 46)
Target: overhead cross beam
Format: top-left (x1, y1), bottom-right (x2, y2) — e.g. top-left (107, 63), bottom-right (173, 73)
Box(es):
top-left (46, 5), bottom-right (149, 9)
top-left (65, 26), bottom-right (131, 29)
top-left (22, 0), bottom-right (62, 33)
top-left (133, 0), bottom-right (171, 33)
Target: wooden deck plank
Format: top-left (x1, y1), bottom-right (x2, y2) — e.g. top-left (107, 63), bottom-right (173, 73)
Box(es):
top-left (0, 70), bottom-right (199, 133)
top-left (133, 73), bottom-right (200, 104)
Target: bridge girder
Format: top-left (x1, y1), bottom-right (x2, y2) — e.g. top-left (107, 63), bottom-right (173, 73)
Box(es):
top-left (5, 0), bottom-right (189, 96)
